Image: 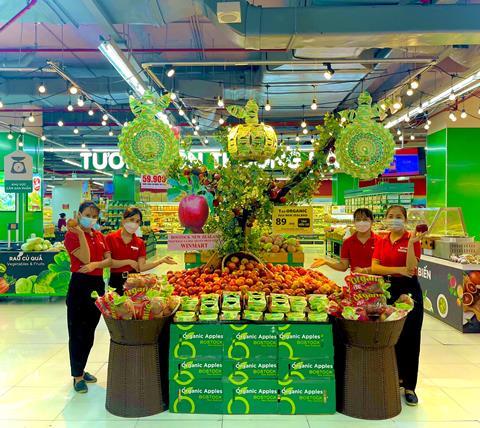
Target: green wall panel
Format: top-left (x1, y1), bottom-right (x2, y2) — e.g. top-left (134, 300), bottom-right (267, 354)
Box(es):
top-left (446, 128), bottom-right (480, 238)
top-left (113, 174), bottom-right (136, 202)
top-left (332, 173), bottom-right (358, 205)
top-left (426, 129), bottom-right (447, 207)
top-left (0, 133), bottom-right (43, 241)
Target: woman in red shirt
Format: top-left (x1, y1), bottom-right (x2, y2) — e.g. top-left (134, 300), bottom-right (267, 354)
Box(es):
top-left (311, 208), bottom-right (379, 274)
top-left (64, 201), bottom-right (111, 394)
top-left (372, 205), bottom-right (426, 407)
top-left (106, 207), bottom-right (176, 294)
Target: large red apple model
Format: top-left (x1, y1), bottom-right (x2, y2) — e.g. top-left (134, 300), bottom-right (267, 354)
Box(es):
top-left (178, 194), bottom-right (210, 233)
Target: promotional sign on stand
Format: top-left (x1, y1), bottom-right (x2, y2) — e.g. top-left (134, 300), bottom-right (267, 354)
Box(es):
top-left (272, 206), bottom-right (314, 235)
top-left (4, 150), bottom-right (33, 193)
top-left (140, 174), bottom-right (170, 192)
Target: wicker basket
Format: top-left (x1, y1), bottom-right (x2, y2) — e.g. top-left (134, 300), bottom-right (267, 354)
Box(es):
top-left (221, 251), bottom-right (261, 270)
top-left (334, 318), bottom-right (406, 420)
top-left (104, 317), bottom-right (169, 417)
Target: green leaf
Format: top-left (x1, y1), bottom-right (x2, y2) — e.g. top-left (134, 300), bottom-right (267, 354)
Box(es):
top-left (203, 192), bottom-right (214, 211)
top-left (191, 175), bottom-right (200, 194)
top-left (167, 178), bottom-right (180, 189)
top-left (179, 176), bottom-right (189, 186)
top-left (167, 187), bottom-right (183, 201)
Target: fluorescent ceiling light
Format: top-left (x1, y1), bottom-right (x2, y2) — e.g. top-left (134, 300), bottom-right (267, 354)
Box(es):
top-left (93, 181), bottom-right (104, 186)
top-left (385, 70), bottom-right (480, 129)
top-left (98, 40), bottom-right (146, 97)
top-left (62, 159), bottom-right (82, 167)
top-left (95, 169), bottom-right (113, 177)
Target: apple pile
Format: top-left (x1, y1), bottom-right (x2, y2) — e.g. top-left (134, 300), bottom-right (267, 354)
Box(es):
top-left (260, 235), bottom-right (303, 254)
top-left (167, 256), bottom-right (339, 297)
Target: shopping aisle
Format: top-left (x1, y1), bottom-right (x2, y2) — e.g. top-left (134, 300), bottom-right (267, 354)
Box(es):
top-left (0, 246), bottom-right (479, 427)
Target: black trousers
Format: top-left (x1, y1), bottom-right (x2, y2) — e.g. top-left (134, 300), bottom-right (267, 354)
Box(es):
top-left (387, 276), bottom-right (424, 391)
top-left (66, 272), bottom-right (105, 377)
top-left (108, 272), bottom-right (128, 296)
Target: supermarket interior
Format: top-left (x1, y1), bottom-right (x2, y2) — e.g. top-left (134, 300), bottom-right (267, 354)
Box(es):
top-left (1, 1), bottom-right (480, 427)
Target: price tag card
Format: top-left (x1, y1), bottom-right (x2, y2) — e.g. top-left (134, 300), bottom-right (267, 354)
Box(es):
top-left (272, 206), bottom-right (313, 235)
top-left (140, 174), bottom-right (170, 191)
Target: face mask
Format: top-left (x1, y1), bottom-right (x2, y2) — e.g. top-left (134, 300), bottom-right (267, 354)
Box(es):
top-left (355, 221), bottom-right (371, 233)
top-left (124, 221), bottom-right (140, 234)
top-left (93, 222), bottom-right (101, 231)
top-left (387, 218), bottom-right (405, 231)
top-left (79, 216), bottom-right (97, 229)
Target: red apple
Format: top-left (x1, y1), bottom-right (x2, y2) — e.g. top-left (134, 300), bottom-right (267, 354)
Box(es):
top-left (178, 195), bottom-right (209, 233)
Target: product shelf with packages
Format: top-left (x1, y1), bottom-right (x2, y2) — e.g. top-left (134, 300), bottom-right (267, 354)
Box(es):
top-left (0, 241), bottom-right (71, 297)
top-left (409, 207), bottom-right (480, 333)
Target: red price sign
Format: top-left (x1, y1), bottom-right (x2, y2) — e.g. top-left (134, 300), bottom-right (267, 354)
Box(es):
top-left (140, 174), bottom-right (169, 191)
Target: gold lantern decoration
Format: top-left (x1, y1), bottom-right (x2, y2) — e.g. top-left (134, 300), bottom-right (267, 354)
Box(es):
top-left (226, 99), bottom-right (277, 162)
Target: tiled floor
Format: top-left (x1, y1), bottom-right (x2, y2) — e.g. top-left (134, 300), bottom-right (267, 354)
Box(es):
top-left (0, 245), bottom-right (479, 427)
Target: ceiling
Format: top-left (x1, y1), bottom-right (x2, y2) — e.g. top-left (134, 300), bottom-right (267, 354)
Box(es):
top-left (1, 0), bottom-right (480, 178)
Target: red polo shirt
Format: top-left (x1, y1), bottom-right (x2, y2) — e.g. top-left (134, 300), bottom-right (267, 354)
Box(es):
top-left (341, 232), bottom-right (380, 271)
top-left (106, 229), bottom-right (147, 273)
top-left (65, 230), bottom-right (110, 276)
top-left (372, 231), bottom-right (421, 267)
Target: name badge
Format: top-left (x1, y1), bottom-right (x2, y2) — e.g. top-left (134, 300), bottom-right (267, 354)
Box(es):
top-left (131, 246), bottom-right (139, 251)
top-left (398, 247), bottom-right (408, 253)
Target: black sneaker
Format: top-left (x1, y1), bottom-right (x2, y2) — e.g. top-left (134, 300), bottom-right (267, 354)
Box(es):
top-left (405, 390), bottom-right (418, 406)
top-left (83, 372), bottom-right (97, 383)
top-left (74, 379), bottom-right (88, 394)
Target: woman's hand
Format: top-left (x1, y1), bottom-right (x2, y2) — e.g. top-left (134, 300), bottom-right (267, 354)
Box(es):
top-left (128, 260), bottom-right (139, 271)
top-left (78, 262), bottom-right (98, 273)
top-left (68, 225), bottom-right (84, 235)
top-left (398, 266), bottom-right (416, 278)
top-left (160, 256), bottom-right (177, 265)
top-left (310, 258), bottom-right (326, 269)
top-left (353, 267), bottom-right (368, 274)
top-left (409, 230), bottom-right (427, 244)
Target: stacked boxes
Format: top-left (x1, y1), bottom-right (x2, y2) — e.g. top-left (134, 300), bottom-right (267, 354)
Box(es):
top-left (169, 323), bottom-right (335, 415)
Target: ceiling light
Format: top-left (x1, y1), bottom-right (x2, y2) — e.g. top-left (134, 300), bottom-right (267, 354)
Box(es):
top-left (63, 159), bottom-right (82, 167)
top-left (98, 40), bottom-right (146, 97)
top-left (166, 68), bottom-right (175, 78)
top-left (411, 76), bottom-right (420, 90)
top-left (410, 135), bottom-right (415, 141)
top-left (311, 98), bottom-right (318, 110)
top-left (73, 127), bottom-right (79, 134)
top-left (20, 124), bottom-right (26, 133)
top-left (406, 88), bottom-right (414, 96)
top-left (192, 117), bottom-right (197, 124)
top-left (427, 119), bottom-right (432, 125)
top-left (461, 109), bottom-right (467, 119)
top-left (448, 91), bottom-right (456, 101)
top-left (424, 123), bottom-right (430, 130)
top-left (170, 92), bottom-right (177, 100)
top-left (301, 120), bottom-right (307, 128)
top-left (101, 120), bottom-right (107, 126)
top-left (295, 135), bottom-right (300, 142)
top-left (7, 127), bottom-right (13, 139)
top-left (217, 97), bottom-right (224, 108)
top-left (195, 124), bottom-right (200, 131)
top-left (178, 108), bottom-right (185, 116)
top-left (81, 143), bottom-right (86, 148)
top-left (218, 116), bottom-right (225, 125)
top-left (88, 106), bottom-right (94, 116)
top-left (108, 128), bottom-right (114, 136)
top-left (28, 112), bottom-right (35, 123)
top-left (123, 121), bottom-right (128, 127)
top-left (449, 111), bottom-right (457, 122)
top-left (302, 128), bottom-right (308, 135)
top-left (38, 82), bottom-right (46, 93)
top-left (393, 97), bottom-right (402, 110)
top-left (193, 130), bottom-right (199, 136)
top-left (323, 63), bottom-right (334, 80)
top-left (18, 141), bottom-right (24, 147)
top-left (69, 85), bottom-right (78, 95)
top-left (102, 113), bottom-right (108, 121)
top-left (204, 137), bottom-right (209, 144)
top-left (77, 96), bottom-right (85, 107)
top-left (58, 119), bottom-right (64, 127)
top-left (41, 134), bottom-right (47, 141)
top-left (265, 99), bottom-right (271, 111)
top-left (397, 129), bottom-right (402, 136)
top-left (67, 101), bottom-right (74, 112)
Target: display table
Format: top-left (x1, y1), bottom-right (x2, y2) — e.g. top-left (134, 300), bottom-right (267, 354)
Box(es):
top-left (169, 322), bottom-right (335, 415)
top-left (0, 250), bottom-right (70, 297)
top-left (418, 255), bottom-right (480, 333)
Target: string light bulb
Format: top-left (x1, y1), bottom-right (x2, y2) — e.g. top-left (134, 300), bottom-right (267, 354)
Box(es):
top-left (67, 101), bottom-right (74, 112)
top-left (20, 124), bottom-right (26, 133)
top-left (69, 85), bottom-right (78, 95)
top-left (295, 134), bottom-right (300, 142)
top-left (406, 88), bottom-right (414, 96)
top-left (461, 109), bottom-right (467, 119)
top-left (448, 91), bottom-right (456, 101)
top-left (265, 99), bottom-right (271, 111)
top-left (393, 96), bottom-right (402, 110)
top-left (18, 141), bottom-right (24, 147)
top-left (123, 121), bottom-right (128, 127)
top-left (7, 126), bottom-right (13, 139)
top-left (77, 96), bottom-right (85, 107)
top-left (424, 123), bottom-right (430, 130)
top-left (88, 107), bottom-right (94, 116)
top-left (380, 101), bottom-right (387, 111)
top-left (302, 128), bottom-right (308, 135)
top-left (323, 63), bottom-right (334, 80)
top-left (411, 76), bottom-right (420, 90)
top-left (427, 119), bottom-right (432, 125)
top-left (0, 99), bottom-right (3, 108)
top-left (178, 108), bottom-right (185, 116)
top-left (108, 128), bottom-right (114, 137)
top-left (218, 115), bottom-right (225, 125)
top-left (195, 124), bottom-right (200, 131)
top-left (301, 120), bottom-right (307, 128)
top-left (449, 110), bottom-right (457, 122)
top-left (101, 120), bottom-right (107, 126)
top-left (73, 127), bottom-right (79, 134)
top-left (193, 130), bottom-right (199, 136)
top-left (204, 137), bottom-right (209, 145)
top-left (410, 135), bottom-right (415, 141)
top-left (217, 97), bottom-right (224, 108)
top-left (38, 82), bottom-right (46, 94)
top-left (102, 113), bottom-right (108, 121)
top-left (311, 98), bottom-right (318, 110)
top-left (192, 117), bottom-right (197, 124)
top-left (28, 112), bottom-right (35, 123)
top-left (81, 142), bottom-right (86, 148)
top-left (397, 129), bottom-right (402, 136)
top-left (404, 115), bottom-right (410, 123)
top-left (41, 134), bottom-right (46, 141)
top-left (170, 92), bottom-right (177, 100)
top-left (57, 119), bottom-right (64, 127)
top-left (166, 68), bottom-right (175, 77)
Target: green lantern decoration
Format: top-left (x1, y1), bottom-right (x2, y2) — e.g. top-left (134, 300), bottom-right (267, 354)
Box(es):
top-left (226, 99), bottom-right (277, 162)
top-left (335, 92), bottom-right (395, 180)
top-left (118, 91), bottom-right (179, 174)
